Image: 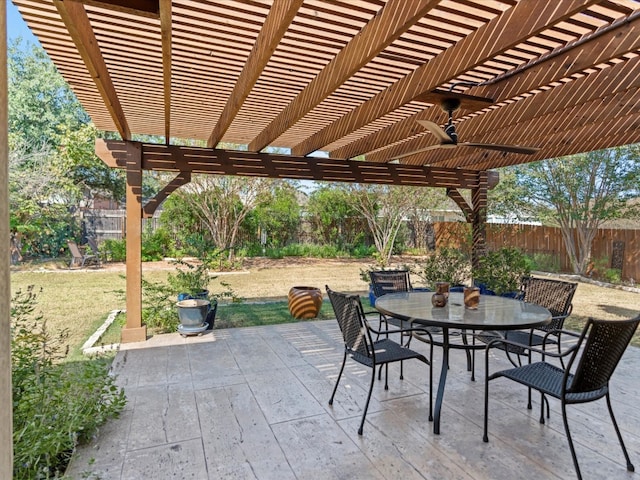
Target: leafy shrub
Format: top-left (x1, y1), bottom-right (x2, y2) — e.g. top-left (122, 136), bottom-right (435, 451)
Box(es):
top-left (527, 252), bottom-right (560, 273)
top-left (350, 243), bottom-right (376, 258)
top-left (11, 286), bottom-right (126, 479)
top-left (142, 226), bottom-right (173, 261)
top-left (604, 268), bottom-right (622, 283)
top-left (413, 247), bottom-right (471, 289)
top-left (475, 247), bottom-right (531, 295)
top-left (102, 238), bottom-right (126, 262)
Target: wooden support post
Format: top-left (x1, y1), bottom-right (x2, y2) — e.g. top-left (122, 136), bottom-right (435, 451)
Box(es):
top-left (471, 171), bottom-right (488, 271)
top-left (0, 7), bottom-right (13, 476)
top-left (121, 142), bottom-right (146, 342)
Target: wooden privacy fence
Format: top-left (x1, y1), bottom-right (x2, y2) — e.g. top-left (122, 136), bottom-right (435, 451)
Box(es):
top-left (434, 222), bottom-right (640, 282)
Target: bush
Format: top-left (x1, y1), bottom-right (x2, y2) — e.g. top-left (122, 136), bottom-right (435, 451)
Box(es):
top-left (11, 286), bottom-right (126, 479)
top-left (414, 247), bottom-right (471, 289)
top-left (604, 268), bottom-right (622, 283)
top-left (475, 247), bottom-right (531, 295)
top-left (102, 238), bottom-right (126, 262)
top-left (527, 252), bottom-right (560, 273)
top-left (142, 226), bottom-right (173, 261)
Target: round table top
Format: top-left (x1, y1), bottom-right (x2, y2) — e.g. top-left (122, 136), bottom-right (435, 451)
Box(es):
top-left (374, 291), bottom-right (551, 330)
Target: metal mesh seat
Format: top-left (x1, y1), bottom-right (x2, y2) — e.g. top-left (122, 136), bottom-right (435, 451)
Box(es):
top-left (484, 315), bottom-right (640, 479)
top-left (326, 286), bottom-right (433, 435)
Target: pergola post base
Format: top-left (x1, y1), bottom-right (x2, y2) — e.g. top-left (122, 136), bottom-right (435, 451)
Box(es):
top-left (121, 326), bottom-right (147, 344)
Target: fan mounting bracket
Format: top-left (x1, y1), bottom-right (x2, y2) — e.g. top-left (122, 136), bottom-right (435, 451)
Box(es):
top-left (415, 89), bottom-right (494, 112)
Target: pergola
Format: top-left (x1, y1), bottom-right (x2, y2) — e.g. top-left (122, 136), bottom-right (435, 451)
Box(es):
top-left (12, 0), bottom-right (640, 342)
top-left (1, 0), bottom-right (640, 472)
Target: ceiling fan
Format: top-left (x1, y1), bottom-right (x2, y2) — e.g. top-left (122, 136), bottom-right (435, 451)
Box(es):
top-left (396, 94), bottom-right (541, 160)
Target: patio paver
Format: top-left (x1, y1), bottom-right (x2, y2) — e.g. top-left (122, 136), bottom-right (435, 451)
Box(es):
top-left (65, 320), bottom-right (640, 479)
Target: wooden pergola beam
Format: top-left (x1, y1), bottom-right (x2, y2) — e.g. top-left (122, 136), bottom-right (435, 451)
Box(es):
top-left (82, 0), bottom-right (159, 18)
top-left (247, 0), bottom-right (439, 152)
top-left (207, 0), bottom-right (303, 148)
top-left (142, 170), bottom-right (190, 218)
top-left (159, 0), bottom-right (171, 143)
top-left (0, 5), bottom-right (13, 476)
top-left (53, 0), bottom-right (131, 140)
top-left (96, 138), bottom-right (499, 190)
top-left (292, 0), bottom-right (597, 156)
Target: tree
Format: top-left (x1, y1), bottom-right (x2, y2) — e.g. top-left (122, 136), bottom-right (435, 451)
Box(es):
top-left (404, 187), bottom-right (450, 251)
top-left (502, 146), bottom-right (640, 274)
top-left (170, 175), bottom-right (271, 257)
top-left (246, 180), bottom-right (302, 247)
top-left (306, 185), bottom-right (361, 247)
top-left (9, 142), bottom-right (79, 258)
top-left (8, 40), bottom-right (127, 258)
top-left (56, 124), bottom-right (126, 202)
top-left (346, 184), bottom-right (416, 266)
top-left (8, 39), bottom-right (88, 152)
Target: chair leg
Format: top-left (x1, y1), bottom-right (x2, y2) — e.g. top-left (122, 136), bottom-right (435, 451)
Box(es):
top-left (483, 371), bottom-right (490, 442)
top-left (605, 393), bottom-right (635, 472)
top-left (358, 364), bottom-right (377, 435)
top-left (428, 347), bottom-right (433, 422)
top-left (461, 330), bottom-right (474, 381)
top-left (329, 352), bottom-right (347, 405)
top-left (561, 401), bottom-right (583, 480)
top-left (384, 363), bottom-right (389, 390)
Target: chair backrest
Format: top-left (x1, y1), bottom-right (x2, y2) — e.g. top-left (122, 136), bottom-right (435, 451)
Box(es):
top-left (521, 277), bottom-right (578, 330)
top-left (67, 241), bottom-right (83, 258)
top-left (369, 270), bottom-right (412, 298)
top-left (567, 315), bottom-right (640, 394)
top-left (326, 286), bottom-right (374, 365)
top-left (87, 237), bottom-right (100, 255)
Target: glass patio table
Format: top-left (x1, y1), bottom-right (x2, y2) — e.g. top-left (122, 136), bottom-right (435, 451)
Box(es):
top-left (375, 291), bottom-right (551, 434)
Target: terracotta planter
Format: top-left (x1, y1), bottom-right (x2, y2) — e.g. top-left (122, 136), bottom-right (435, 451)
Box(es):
top-left (288, 286), bottom-right (323, 319)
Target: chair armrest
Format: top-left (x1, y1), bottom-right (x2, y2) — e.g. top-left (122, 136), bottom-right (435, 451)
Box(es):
top-left (484, 335), bottom-right (579, 359)
top-left (367, 324), bottom-right (434, 340)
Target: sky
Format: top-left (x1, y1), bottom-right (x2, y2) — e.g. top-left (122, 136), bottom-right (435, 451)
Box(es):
top-left (7, 1), bottom-right (39, 46)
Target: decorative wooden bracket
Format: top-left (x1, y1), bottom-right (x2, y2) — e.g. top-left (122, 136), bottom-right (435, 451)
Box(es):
top-left (142, 171), bottom-right (191, 218)
top-left (446, 188), bottom-right (473, 223)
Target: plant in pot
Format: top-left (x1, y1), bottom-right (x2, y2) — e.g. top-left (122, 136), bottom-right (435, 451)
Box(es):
top-left (168, 257), bottom-right (237, 332)
top-left (413, 247), bottom-right (472, 292)
top-left (474, 247), bottom-right (531, 297)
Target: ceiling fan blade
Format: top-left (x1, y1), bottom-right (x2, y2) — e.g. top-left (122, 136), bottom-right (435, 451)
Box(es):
top-left (417, 120), bottom-right (452, 144)
top-left (394, 142), bottom-right (456, 160)
top-left (460, 142), bottom-right (540, 155)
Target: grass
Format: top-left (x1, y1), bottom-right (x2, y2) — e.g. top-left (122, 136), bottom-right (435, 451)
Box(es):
top-left (10, 260), bottom-right (640, 360)
top-left (214, 299), bottom-right (338, 329)
top-left (98, 298), bottom-right (355, 345)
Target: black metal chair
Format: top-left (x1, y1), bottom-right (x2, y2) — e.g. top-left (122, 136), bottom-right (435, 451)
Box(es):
top-left (326, 286), bottom-right (433, 435)
top-left (483, 315), bottom-right (640, 480)
top-left (479, 277), bottom-right (578, 365)
top-left (369, 270), bottom-right (413, 332)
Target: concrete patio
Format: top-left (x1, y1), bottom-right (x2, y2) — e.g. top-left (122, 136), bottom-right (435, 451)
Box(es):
top-left (65, 320), bottom-right (640, 480)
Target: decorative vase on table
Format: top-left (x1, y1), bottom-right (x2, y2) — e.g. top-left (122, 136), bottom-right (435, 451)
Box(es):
top-left (288, 286), bottom-right (323, 319)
